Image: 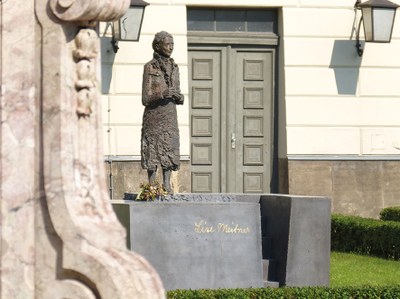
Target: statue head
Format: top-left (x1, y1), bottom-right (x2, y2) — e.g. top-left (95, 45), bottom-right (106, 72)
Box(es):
top-left (152, 31), bottom-right (174, 58)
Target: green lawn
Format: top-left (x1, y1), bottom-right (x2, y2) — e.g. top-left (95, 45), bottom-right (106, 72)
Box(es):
top-left (330, 251), bottom-right (400, 287)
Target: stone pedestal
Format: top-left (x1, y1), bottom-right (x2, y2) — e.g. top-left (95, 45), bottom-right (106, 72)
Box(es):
top-left (113, 196), bottom-right (264, 290)
top-left (113, 193), bottom-right (331, 290)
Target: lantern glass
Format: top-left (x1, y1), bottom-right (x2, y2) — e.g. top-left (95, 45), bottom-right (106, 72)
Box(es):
top-left (360, 1), bottom-right (398, 42)
top-left (361, 7), bottom-right (373, 40)
top-left (372, 8), bottom-right (396, 42)
top-left (114, 7), bottom-right (145, 42)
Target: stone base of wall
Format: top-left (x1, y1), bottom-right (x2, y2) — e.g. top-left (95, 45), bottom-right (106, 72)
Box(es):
top-left (104, 160), bottom-right (191, 199)
top-left (104, 159), bottom-right (400, 218)
top-left (288, 159), bottom-right (400, 218)
top-left (278, 158), bottom-right (289, 194)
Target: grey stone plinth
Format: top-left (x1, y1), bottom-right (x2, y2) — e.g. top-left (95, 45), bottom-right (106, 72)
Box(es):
top-left (260, 195), bottom-right (331, 287)
top-left (112, 196), bottom-right (263, 291)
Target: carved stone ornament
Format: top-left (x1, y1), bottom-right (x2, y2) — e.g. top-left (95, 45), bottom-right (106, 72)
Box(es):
top-left (0, 0), bottom-right (165, 298)
top-left (50, 0), bottom-right (130, 21)
top-left (74, 28), bottom-right (98, 117)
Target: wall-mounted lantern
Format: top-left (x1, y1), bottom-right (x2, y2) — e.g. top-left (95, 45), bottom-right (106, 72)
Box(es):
top-left (355, 0), bottom-right (399, 56)
top-left (111, 0), bottom-right (149, 53)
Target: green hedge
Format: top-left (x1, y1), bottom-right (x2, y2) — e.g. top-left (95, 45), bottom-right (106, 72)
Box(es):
top-left (331, 214), bottom-right (400, 259)
top-left (380, 207), bottom-right (400, 222)
top-left (167, 286), bottom-right (400, 298)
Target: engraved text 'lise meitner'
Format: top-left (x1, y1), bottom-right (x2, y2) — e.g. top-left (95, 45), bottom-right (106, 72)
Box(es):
top-left (194, 220), bottom-right (251, 234)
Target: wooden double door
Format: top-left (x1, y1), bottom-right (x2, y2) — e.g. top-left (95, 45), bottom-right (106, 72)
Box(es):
top-left (189, 45), bottom-right (275, 193)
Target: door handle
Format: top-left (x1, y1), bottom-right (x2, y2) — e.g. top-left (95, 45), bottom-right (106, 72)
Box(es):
top-left (231, 133), bottom-right (236, 149)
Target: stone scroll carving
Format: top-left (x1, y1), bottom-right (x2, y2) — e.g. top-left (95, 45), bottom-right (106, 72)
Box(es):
top-left (31, 0), bottom-right (165, 298)
top-left (50, 0), bottom-right (129, 21)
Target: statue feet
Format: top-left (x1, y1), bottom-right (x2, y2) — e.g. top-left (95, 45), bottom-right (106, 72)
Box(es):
top-left (163, 169), bottom-right (172, 193)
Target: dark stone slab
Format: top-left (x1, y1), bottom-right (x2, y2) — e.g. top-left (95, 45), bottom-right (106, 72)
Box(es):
top-left (260, 194), bottom-right (331, 287)
top-left (112, 195), bottom-right (263, 291)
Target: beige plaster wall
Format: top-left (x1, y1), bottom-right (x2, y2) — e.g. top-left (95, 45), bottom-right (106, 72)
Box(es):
top-left (100, 0), bottom-right (291, 158)
top-left (283, 2), bottom-right (400, 156)
top-left (101, 0), bottom-right (400, 158)
top-left (100, 1), bottom-right (400, 207)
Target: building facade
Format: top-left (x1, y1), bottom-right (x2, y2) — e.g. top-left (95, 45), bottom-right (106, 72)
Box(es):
top-left (101, 0), bottom-right (400, 218)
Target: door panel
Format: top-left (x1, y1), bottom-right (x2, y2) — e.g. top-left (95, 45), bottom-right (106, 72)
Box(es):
top-left (189, 50), bottom-right (221, 193)
top-left (229, 50), bottom-right (274, 193)
top-left (189, 47), bottom-right (274, 193)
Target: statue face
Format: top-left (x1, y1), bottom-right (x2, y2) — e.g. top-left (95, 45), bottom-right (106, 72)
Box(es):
top-left (156, 36), bottom-right (174, 58)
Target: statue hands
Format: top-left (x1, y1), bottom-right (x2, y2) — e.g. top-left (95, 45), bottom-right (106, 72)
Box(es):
top-left (162, 87), bottom-right (178, 99)
top-left (174, 95), bottom-right (184, 105)
top-left (162, 87), bottom-right (183, 104)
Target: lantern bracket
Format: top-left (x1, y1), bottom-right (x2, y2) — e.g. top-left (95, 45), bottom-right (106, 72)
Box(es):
top-left (355, 16), bottom-right (364, 56)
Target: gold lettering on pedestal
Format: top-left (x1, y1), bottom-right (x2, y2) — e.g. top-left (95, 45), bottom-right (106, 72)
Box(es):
top-left (217, 223), bottom-right (251, 234)
top-left (194, 220), bottom-right (216, 233)
top-left (194, 220), bottom-right (251, 234)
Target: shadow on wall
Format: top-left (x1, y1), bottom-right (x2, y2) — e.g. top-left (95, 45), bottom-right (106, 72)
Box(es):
top-left (329, 40), bottom-right (363, 95)
top-left (100, 22), bottom-right (117, 94)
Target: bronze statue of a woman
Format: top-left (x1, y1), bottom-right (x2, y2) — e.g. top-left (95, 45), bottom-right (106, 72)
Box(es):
top-left (140, 31), bottom-right (184, 192)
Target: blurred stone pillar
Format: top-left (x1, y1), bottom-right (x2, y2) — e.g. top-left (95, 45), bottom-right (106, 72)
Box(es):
top-left (0, 0), bottom-right (165, 298)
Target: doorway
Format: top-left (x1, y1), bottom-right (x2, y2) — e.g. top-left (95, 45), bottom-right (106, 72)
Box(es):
top-left (189, 45), bottom-right (276, 193)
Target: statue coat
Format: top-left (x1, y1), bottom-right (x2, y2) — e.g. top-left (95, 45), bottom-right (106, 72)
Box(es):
top-left (140, 54), bottom-right (184, 171)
